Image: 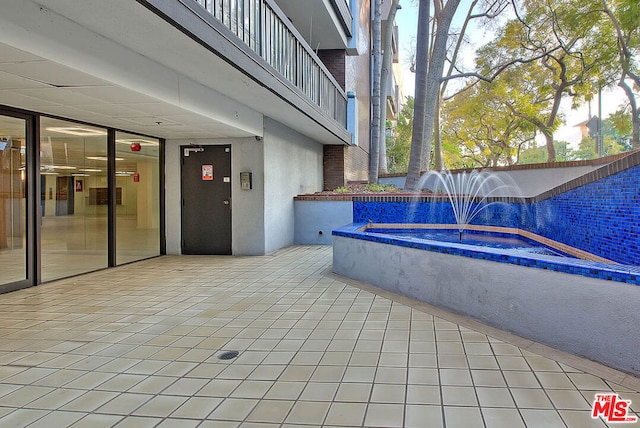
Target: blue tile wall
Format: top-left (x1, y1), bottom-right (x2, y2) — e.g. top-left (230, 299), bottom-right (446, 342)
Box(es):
top-left (531, 165), bottom-right (640, 266)
top-left (352, 165), bottom-right (640, 266)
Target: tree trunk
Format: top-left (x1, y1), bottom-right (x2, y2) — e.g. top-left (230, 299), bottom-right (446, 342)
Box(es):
top-left (369, 0), bottom-right (382, 183)
top-left (419, 0), bottom-right (462, 172)
top-left (378, 0), bottom-right (401, 175)
top-left (404, 0), bottom-right (430, 191)
top-left (433, 94), bottom-right (444, 170)
top-left (619, 77), bottom-right (640, 149)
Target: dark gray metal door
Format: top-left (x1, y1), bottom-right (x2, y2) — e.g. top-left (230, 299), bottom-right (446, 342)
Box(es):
top-left (180, 145), bottom-right (231, 255)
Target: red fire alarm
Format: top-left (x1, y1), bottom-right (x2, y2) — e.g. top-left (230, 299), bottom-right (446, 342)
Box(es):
top-left (130, 142), bottom-right (142, 152)
top-left (133, 173), bottom-right (140, 182)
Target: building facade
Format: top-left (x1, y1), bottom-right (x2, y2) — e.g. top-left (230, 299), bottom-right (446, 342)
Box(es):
top-left (0, 0), bottom-right (373, 293)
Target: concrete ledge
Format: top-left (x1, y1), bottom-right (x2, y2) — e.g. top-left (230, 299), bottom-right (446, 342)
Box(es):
top-left (333, 235), bottom-right (640, 376)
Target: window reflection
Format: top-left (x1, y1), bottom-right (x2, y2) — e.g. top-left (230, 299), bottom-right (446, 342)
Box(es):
top-left (115, 132), bottom-right (160, 264)
top-left (40, 118), bottom-right (108, 281)
top-left (0, 115), bottom-right (27, 286)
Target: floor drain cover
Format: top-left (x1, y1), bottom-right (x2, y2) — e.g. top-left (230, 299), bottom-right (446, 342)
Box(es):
top-left (218, 350), bottom-right (239, 360)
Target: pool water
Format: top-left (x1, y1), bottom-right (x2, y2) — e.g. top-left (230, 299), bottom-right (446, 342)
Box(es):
top-left (365, 229), bottom-right (574, 258)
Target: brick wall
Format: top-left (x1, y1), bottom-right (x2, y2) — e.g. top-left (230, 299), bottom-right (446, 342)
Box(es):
top-left (323, 145), bottom-right (346, 190)
top-left (317, 50), bottom-right (346, 90)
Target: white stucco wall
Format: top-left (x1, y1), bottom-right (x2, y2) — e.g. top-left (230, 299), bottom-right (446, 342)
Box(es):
top-left (381, 165), bottom-right (603, 198)
top-left (263, 118), bottom-right (324, 253)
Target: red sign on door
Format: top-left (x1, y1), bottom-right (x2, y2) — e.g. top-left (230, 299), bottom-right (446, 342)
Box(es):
top-left (202, 165), bottom-right (213, 181)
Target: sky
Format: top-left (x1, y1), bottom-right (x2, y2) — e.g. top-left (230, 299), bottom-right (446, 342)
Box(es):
top-left (391, 0), bottom-right (628, 148)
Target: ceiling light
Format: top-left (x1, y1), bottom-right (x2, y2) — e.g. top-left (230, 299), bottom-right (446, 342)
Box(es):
top-left (87, 156), bottom-right (124, 161)
top-left (40, 172), bottom-right (59, 175)
top-left (42, 165), bottom-right (77, 170)
top-left (46, 127), bottom-right (107, 137)
top-left (72, 173), bottom-right (90, 177)
top-left (79, 168), bottom-right (102, 172)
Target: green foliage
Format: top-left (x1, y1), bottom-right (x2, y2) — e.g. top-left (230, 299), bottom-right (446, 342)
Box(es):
top-left (386, 97), bottom-right (414, 173)
top-left (333, 186), bottom-right (350, 194)
top-left (364, 182), bottom-right (397, 192)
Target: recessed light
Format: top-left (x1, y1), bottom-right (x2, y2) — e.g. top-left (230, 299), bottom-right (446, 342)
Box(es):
top-left (72, 173), bottom-right (91, 177)
top-left (79, 168), bottom-right (102, 172)
top-left (87, 156), bottom-right (124, 161)
top-left (46, 127), bottom-right (107, 137)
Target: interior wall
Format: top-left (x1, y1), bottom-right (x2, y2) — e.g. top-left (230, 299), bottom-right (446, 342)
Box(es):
top-left (263, 118), bottom-right (324, 253)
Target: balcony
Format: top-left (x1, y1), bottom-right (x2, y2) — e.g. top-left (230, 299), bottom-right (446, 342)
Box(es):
top-left (194, 0), bottom-right (347, 127)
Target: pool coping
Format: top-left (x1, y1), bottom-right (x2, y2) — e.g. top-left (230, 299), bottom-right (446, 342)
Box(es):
top-left (333, 223), bottom-right (640, 285)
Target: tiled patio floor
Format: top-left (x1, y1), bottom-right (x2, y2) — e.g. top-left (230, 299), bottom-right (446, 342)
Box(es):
top-left (0, 246), bottom-right (638, 427)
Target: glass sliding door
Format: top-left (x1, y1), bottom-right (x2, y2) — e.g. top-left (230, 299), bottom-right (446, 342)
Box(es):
top-left (40, 118), bottom-right (108, 281)
top-left (115, 131), bottom-right (160, 264)
top-left (0, 114), bottom-right (27, 286)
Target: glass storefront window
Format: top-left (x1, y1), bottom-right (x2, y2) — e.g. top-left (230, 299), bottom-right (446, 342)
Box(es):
top-left (0, 115), bottom-right (27, 286)
top-left (40, 118), bottom-right (108, 281)
top-left (115, 131), bottom-right (160, 264)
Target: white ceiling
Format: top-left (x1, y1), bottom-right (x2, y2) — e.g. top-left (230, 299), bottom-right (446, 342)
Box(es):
top-left (0, 43), bottom-right (248, 140)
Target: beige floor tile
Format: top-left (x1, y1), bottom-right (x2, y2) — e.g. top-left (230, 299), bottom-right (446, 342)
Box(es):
top-left (511, 388), bottom-right (555, 409)
top-left (559, 410), bottom-right (609, 427)
top-left (300, 382), bottom-right (339, 401)
top-left (203, 398), bottom-right (257, 422)
top-left (169, 396), bottom-right (222, 419)
top-left (370, 383), bottom-right (406, 404)
top-left (285, 400), bottom-right (331, 425)
top-left (61, 390), bottom-right (119, 412)
top-left (26, 388), bottom-right (86, 410)
top-left (324, 401), bottom-right (367, 426)
top-left (97, 392), bottom-right (154, 415)
top-left (68, 413), bottom-right (124, 427)
top-left (364, 402), bottom-right (405, 427)
top-left (245, 399), bottom-right (295, 424)
top-left (476, 386), bottom-right (516, 408)
top-left (444, 406), bottom-right (485, 428)
top-left (1, 385), bottom-right (54, 407)
top-left (481, 407), bottom-right (526, 428)
top-left (442, 385), bottom-right (478, 406)
top-left (23, 410), bottom-right (85, 428)
top-left (404, 404), bottom-right (443, 428)
top-left (520, 409), bottom-right (567, 427)
top-left (133, 395), bottom-right (189, 418)
top-left (229, 380), bottom-right (273, 399)
top-left (546, 389), bottom-right (592, 410)
top-left (0, 408), bottom-right (50, 427)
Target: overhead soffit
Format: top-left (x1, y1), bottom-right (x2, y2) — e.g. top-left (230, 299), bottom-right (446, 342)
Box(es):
top-left (0, 0), bottom-right (350, 144)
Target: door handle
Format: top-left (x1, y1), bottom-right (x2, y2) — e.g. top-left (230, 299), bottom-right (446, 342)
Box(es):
top-left (223, 199), bottom-right (230, 205)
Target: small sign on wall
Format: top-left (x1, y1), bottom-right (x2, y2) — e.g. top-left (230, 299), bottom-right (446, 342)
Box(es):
top-left (75, 180), bottom-right (83, 192)
top-left (202, 164), bottom-right (213, 181)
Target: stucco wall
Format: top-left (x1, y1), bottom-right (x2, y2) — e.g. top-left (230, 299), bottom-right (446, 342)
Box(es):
top-left (380, 165), bottom-right (601, 197)
top-left (294, 201), bottom-right (353, 245)
top-left (263, 118), bottom-right (324, 253)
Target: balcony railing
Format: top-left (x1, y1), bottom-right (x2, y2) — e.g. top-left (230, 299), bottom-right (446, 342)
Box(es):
top-left (194, 0), bottom-right (347, 127)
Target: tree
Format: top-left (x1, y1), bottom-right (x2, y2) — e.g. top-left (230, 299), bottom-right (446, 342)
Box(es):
top-left (442, 79), bottom-right (537, 166)
top-left (599, 0), bottom-right (640, 148)
top-left (387, 96), bottom-right (414, 172)
top-left (369, 0), bottom-right (382, 183)
top-left (378, 0), bottom-right (401, 175)
top-left (405, 0), bottom-right (461, 191)
top-left (473, 0), bottom-right (612, 163)
top-left (405, 0), bottom-right (431, 190)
